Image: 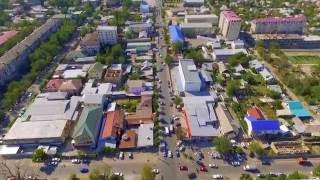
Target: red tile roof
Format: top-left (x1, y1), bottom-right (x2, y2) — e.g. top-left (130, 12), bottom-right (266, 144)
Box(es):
top-left (0, 31), bottom-right (18, 46)
top-left (247, 107), bottom-right (265, 120)
top-left (45, 79), bottom-right (64, 92)
top-left (102, 110), bottom-right (124, 139)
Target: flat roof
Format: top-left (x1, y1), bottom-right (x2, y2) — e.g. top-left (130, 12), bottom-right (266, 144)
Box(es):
top-left (183, 95), bottom-right (219, 137)
top-left (97, 25), bottom-right (117, 31)
top-left (0, 145), bottom-right (20, 155)
top-left (185, 14), bottom-right (218, 19)
top-left (215, 103), bottom-right (234, 135)
top-left (4, 120), bottom-right (68, 141)
top-left (137, 123), bottom-right (154, 147)
top-left (179, 59), bottom-right (201, 83)
top-left (213, 48), bottom-right (247, 56)
top-left (180, 23), bottom-right (212, 28)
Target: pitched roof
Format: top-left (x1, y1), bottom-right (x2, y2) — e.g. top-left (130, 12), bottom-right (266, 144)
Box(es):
top-left (127, 95), bottom-right (153, 125)
top-left (247, 107), bottom-right (265, 120)
top-left (45, 79), bottom-right (64, 91)
top-left (246, 116), bottom-right (280, 132)
top-left (101, 110), bottom-right (124, 139)
top-left (0, 30), bottom-right (18, 46)
top-left (72, 106), bottom-right (103, 145)
top-left (169, 25), bottom-right (184, 42)
top-left (80, 32), bottom-right (99, 46)
top-left (59, 79), bottom-right (83, 91)
top-left (118, 130), bottom-right (137, 149)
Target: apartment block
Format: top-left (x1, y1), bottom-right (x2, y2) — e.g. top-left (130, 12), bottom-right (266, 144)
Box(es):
top-left (218, 10), bottom-right (241, 41)
top-left (97, 25), bottom-right (118, 45)
top-left (184, 14), bottom-right (219, 25)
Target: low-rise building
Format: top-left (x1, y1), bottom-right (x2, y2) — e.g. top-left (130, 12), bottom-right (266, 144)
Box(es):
top-left (259, 68), bottom-right (276, 84)
top-left (245, 116), bottom-right (281, 136)
top-left (44, 79), bottom-right (64, 92)
top-left (212, 49), bottom-right (247, 61)
top-left (215, 103), bottom-right (238, 138)
top-left (129, 23), bottom-right (153, 33)
top-left (271, 141), bottom-right (310, 155)
top-left (118, 130), bottom-right (137, 149)
top-left (59, 79), bottom-right (83, 96)
top-left (169, 25), bottom-right (184, 43)
top-left (180, 23), bottom-right (212, 37)
top-left (104, 64), bottom-right (123, 84)
top-left (137, 123), bottom-right (154, 148)
top-left (183, 0), bottom-right (204, 7)
top-left (80, 32), bottom-right (100, 56)
top-left (97, 25), bottom-right (118, 45)
top-left (127, 95), bottom-right (154, 127)
top-left (182, 96), bottom-right (219, 141)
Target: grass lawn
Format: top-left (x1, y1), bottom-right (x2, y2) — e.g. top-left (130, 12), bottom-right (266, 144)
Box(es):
top-left (288, 56), bottom-right (320, 64)
top-left (117, 99), bottom-right (140, 112)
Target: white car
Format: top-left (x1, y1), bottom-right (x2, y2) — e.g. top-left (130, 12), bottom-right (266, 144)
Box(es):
top-left (168, 150), bottom-right (173, 158)
top-left (209, 163), bottom-right (218, 168)
top-left (113, 172), bottom-right (123, 176)
top-left (119, 152), bottom-right (124, 160)
top-left (71, 159), bottom-right (80, 164)
top-left (152, 169), bottom-right (160, 174)
top-left (212, 174), bottom-right (223, 179)
top-left (52, 157), bottom-right (61, 162)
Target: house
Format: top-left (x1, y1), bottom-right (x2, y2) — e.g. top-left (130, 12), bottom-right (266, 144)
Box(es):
top-left (182, 96), bottom-right (219, 141)
top-left (178, 59), bottom-right (202, 92)
top-left (127, 80), bottom-right (152, 95)
top-left (127, 95), bottom-right (154, 127)
top-left (287, 101), bottom-right (312, 119)
top-left (80, 32), bottom-right (100, 56)
top-left (72, 106), bottom-right (103, 148)
top-left (267, 85), bottom-right (283, 94)
top-left (137, 123), bottom-right (154, 148)
top-left (44, 79), bottom-right (64, 92)
top-left (247, 107), bottom-right (265, 120)
top-left (104, 64), bottom-right (123, 84)
top-left (99, 110), bottom-right (125, 148)
top-left (245, 116), bottom-right (281, 136)
top-left (0, 30), bottom-right (18, 46)
top-left (259, 68), bottom-right (276, 84)
top-left (87, 62), bottom-right (105, 80)
top-left (82, 94), bottom-right (105, 106)
top-left (249, 59), bottom-right (264, 72)
top-left (169, 25), bottom-right (184, 43)
top-left (59, 79), bottom-right (83, 96)
top-left (118, 130), bottom-right (137, 149)
top-left (234, 64), bottom-right (245, 73)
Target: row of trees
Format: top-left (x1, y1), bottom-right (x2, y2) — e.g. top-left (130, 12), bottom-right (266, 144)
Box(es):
top-left (0, 20), bottom-right (76, 119)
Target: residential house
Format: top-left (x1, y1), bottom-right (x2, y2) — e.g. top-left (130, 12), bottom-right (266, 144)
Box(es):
top-left (249, 60), bottom-right (264, 72)
top-left (127, 80), bottom-right (152, 95)
top-left (59, 79), bottom-right (83, 96)
top-left (72, 105), bottom-right (103, 148)
top-left (245, 116), bottom-right (281, 136)
top-left (88, 62), bottom-right (105, 80)
top-left (215, 103), bottom-right (238, 138)
top-left (137, 123), bottom-right (154, 148)
top-left (259, 68), bottom-right (276, 84)
top-left (127, 95), bottom-right (154, 127)
top-left (118, 130), bottom-right (137, 149)
top-left (247, 106), bottom-right (265, 120)
top-left (104, 64), bottom-right (123, 84)
top-left (99, 110), bottom-right (125, 148)
top-left (44, 79), bottom-right (64, 92)
top-left (80, 32), bottom-right (100, 56)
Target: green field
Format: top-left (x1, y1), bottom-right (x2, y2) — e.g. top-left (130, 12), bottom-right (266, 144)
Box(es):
top-left (288, 56), bottom-right (320, 64)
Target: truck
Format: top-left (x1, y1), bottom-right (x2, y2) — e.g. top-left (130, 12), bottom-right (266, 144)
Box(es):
top-left (165, 126), bottom-right (170, 135)
top-left (243, 165), bottom-right (258, 171)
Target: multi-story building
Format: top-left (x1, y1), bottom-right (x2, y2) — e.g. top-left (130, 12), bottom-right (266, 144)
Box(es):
top-left (184, 14), bottom-right (219, 25)
top-left (180, 23), bottom-right (213, 37)
top-left (97, 25), bottom-right (117, 45)
top-left (0, 18), bottom-right (62, 86)
top-left (218, 10), bottom-right (241, 41)
top-left (128, 23), bottom-right (153, 33)
top-left (178, 59), bottom-right (202, 92)
top-left (250, 15), bottom-right (306, 34)
top-left (80, 32), bottom-right (100, 56)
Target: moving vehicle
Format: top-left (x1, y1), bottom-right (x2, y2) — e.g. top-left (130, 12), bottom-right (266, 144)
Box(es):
top-left (179, 166), bottom-right (188, 171)
top-left (80, 168), bottom-right (89, 173)
top-left (298, 157), bottom-right (309, 165)
top-left (243, 165), bottom-right (258, 171)
top-left (209, 163), bottom-right (218, 168)
top-left (164, 127), bottom-right (170, 135)
top-left (212, 174), bottom-right (223, 179)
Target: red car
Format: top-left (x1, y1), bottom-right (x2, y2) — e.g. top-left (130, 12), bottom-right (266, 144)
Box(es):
top-left (179, 166), bottom-right (188, 171)
top-left (200, 167), bottom-right (208, 172)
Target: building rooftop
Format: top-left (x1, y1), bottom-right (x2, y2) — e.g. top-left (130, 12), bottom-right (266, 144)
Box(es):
top-left (82, 94), bottom-right (104, 105)
top-left (80, 32), bottom-right (99, 46)
top-left (215, 103), bottom-right (235, 135)
top-left (97, 25), bottom-right (117, 31)
top-left (179, 59), bottom-right (201, 83)
top-left (118, 130), bottom-right (137, 149)
top-left (0, 30), bottom-right (18, 46)
top-left (213, 48), bottom-right (247, 56)
top-left (180, 23), bottom-right (212, 28)
top-left (252, 14), bottom-right (306, 24)
top-left (185, 14), bottom-right (218, 19)
top-left (101, 110), bottom-right (124, 139)
top-left (183, 95), bottom-right (219, 137)
top-left (97, 83), bottom-right (113, 95)
top-left (137, 123), bottom-right (154, 147)
top-left (222, 10), bottom-right (241, 21)
top-left (127, 95), bottom-right (153, 125)
top-left (247, 107), bottom-right (265, 120)
top-left (169, 25), bottom-right (184, 43)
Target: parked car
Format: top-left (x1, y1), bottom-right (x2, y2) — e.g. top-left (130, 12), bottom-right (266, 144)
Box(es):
top-left (179, 166), bottom-right (188, 171)
top-left (80, 168), bottom-right (89, 173)
top-left (71, 159), bottom-right (81, 164)
top-left (128, 152), bottom-right (133, 159)
top-left (196, 160), bottom-right (205, 167)
top-left (188, 172), bottom-right (197, 179)
top-left (243, 165), bottom-right (258, 171)
top-left (119, 152), bottom-right (124, 160)
top-left (168, 150), bottom-right (173, 158)
top-left (113, 172), bottom-right (123, 176)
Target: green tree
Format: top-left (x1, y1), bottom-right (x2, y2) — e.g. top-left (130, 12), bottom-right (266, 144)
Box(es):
top-left (240, 174), bottom-right (253, 180)
top-left (165, 55), bottom-right (173, 65)
top-left (213, 137), bottom-right (233, 154)
top-left (32, 148), bottom-right (46, 162)
top-left (69, 174), bottom-right (78, 180)
top-left (174, 96), bottom-right (182, 105)
top-left (89, 169), bottom-right (101, 180)
top-left (228, 52), bottom-right (250, 67)
top-left (286, 171), bottom-right (308, 179)
top-left (248, 141), bottom-right (265, 158)
top-left (226, 80), bottom-right (240, 97)
top-left (313, 165), bottom-right (320, 177)
top-left (172, 41), bottom-right (183, 53)
top-left (185, 48), bottom-right (203, 65)
top-left (141, 164), bottom-right (155, 180)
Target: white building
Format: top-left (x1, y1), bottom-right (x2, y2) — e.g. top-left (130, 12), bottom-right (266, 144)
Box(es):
top-left (184, 14), bottom-right (219, 25)
top-left (183, 0), bottom-right (204, 7)
top-left (250, 15), bottom-right (306, 34)
top-left (218, 10), bottom-right (241, 41)
top-left (178, 59), bottom-right (201, 92)
top-left (97, 25), bottom-right (117, 45)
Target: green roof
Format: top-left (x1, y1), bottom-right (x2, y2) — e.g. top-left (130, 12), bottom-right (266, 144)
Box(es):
top-left (72, 105), bottom-right (103, 145)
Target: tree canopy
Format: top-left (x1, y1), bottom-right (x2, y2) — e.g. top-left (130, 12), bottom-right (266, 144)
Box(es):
top-left (313, 165), bottom-right (320, 177)
top-left (213, 137), bottom-right (233, 154)
top-left (141, 164), bottom-right (155, 180)
top-left (32, 148), bottom-right (46, 162)
top-left (185, 48), bottom-right (203, 65)
top-left (226, 80), bottom-right (241, 97)
top-left (228, 52), bottom-right (251, 67)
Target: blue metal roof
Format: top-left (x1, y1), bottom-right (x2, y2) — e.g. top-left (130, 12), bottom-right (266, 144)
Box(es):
top-left (246, 116), bottom-right (280, 132)
top-left (169, 25), bottom-right (184, 43)
top-left (288, 101), bottom-right (311, 118)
